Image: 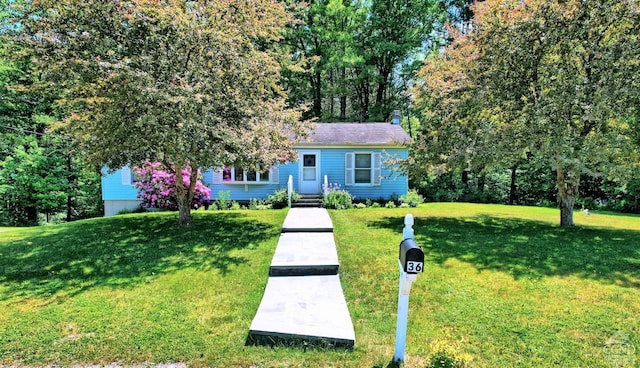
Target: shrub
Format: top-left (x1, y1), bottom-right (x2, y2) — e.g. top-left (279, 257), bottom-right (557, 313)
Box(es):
top-left (385, 200), bottom-right (396, 208)
top-left (400, 189), bottom-right (424, 208)
top-left (355, 202), bottom-right (367, 209)
top-left (215, 190), bottom-right (231, 210)
top-left (249, 198), bottom-right (271, 210)
top-left (268, 188), bottom-right (300, 209)
top-left (323, 190), bottom-right (353, 209)
top-left (134, 162), bottom-right (210, 211)
top-left (116, 206), bottom-right (147, 215)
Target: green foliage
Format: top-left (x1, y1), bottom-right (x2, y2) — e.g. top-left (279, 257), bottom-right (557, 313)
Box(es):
top-left (0, 139), bottom-right (68, 225)
top-left (268, 188), bottom-right (299, 209)
top-left (384, 200), bottom-right (396, 208)
top-left (322, 190), bottom-right (353, 209)
top-left (412, 0), bottom-right (640, 226)
top-left (214, 190), bottom-right (231, 210)
top-left (283, 0), bottom-right (446, 121)
top-left (249, 198), bottom-right (271, 210)
top-left (115, 206), bottom-right (146, 216)
top-left (15, 0), bottom-right (309, 226)
top-left (399, 189), bottom-right (424, 207)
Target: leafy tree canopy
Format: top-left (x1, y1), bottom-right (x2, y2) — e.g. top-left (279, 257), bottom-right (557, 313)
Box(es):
top-left (12, 0), bottom-right (308, 225)
top-left (412, 0), bottom-right (640, 226)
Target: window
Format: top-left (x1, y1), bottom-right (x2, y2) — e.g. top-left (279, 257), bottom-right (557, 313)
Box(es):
top-left (121, 167), bottom-right (133, 185)
top-left (217, 166), bottom-right (274, 184)
top-left (354, 154), bottom-right (372, 184)
top-left (345, 152), bottom-right (381, 186)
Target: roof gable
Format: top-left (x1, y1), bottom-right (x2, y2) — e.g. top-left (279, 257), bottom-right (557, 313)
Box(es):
top-left (299, 123), bottom-right (411, 146)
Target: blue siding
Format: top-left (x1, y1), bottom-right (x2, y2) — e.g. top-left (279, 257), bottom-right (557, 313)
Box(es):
top-left (316, 148), bottom-right (408, 201)
top-left (101, 168), bottom-right (139, 200)
top-left (101, 147), bottom-right (409, 203)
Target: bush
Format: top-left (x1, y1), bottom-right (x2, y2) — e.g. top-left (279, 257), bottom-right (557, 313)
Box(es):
top-left (134, 162), bottom-right (210, 211)
top-left (214, 190), bottom-right (231, 210)
top-left (400, 189), bottom-right (424, 207)
top-left (355, 202), bottom-right (367, 209)
top-left (323, 190), bottom-right (353, 209)
top-left (116, 206), bottom-right (147, 215)
top-left (385, 200), bottom-right (396, 208)
top-left (249, 198), bottom-right (271, 210)
top-left (268, 188), bottom-right (300, 209)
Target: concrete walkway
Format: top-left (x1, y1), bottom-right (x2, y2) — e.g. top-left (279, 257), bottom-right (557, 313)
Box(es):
top-left (248, 208), bottom-right (355, 348)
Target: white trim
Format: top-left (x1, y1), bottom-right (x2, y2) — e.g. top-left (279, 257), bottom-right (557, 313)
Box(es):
top-left (345, 153), bottom-right (354, 186)
top-left (215, 166), bottom-right (276, 185)
top-left (373, 152), bottom-right (382, 186)
top-left (345, 152), bottom-right (382, 187)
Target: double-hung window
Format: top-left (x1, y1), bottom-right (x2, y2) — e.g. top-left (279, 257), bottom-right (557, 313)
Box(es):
top-left (214, 166), bottom-right (278, 184)
top-left (345, 152), bottom-right (381, 186)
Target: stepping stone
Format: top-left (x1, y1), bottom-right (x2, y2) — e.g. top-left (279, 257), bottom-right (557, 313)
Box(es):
top-left (270, 232), bottom-right (339, 276)
top-left (248, 275), bottom-right (355, 348)
top-left (281, 208), bottom-right (333, 233)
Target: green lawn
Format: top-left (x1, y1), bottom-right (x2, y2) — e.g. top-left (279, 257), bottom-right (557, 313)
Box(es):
top-left (0, 204), bottom-right (639, 367)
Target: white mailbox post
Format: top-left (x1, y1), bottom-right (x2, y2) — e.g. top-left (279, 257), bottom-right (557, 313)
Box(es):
top-left (394, 214), bottom-right (424, 363)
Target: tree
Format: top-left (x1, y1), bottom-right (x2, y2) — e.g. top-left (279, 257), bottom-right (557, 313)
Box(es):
top-left (283, 0), bottom-right (445, 122)
top-left (0, 137), bottom-right (69, 225)
top-left (14, 0), bottom-right (307, 226)
top-left (413, 0), bottom-right (640, 226)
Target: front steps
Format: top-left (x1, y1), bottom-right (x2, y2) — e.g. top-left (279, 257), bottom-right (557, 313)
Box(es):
top-left (292, 194), bottom-right (323, 208)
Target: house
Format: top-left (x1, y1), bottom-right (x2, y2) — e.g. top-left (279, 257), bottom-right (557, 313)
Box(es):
top-left (101, 118), bottom-right (411, 216)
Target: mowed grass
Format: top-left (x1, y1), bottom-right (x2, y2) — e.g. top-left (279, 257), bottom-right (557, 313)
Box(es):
top-left (0, 204), bottom-right (638, 367)
top-left (332, 203), bottom-right (640, 367)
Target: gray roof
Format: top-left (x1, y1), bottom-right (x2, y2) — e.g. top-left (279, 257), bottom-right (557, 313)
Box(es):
top-left (299, 123), bottom-right (411, 146)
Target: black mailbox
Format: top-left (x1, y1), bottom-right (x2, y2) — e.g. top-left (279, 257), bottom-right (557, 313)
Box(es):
top-left (399, 238), bottom-right (424, 274)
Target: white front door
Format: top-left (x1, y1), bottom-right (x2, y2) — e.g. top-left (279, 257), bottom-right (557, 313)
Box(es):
top-left (299, 151), bottom-right (321, 194)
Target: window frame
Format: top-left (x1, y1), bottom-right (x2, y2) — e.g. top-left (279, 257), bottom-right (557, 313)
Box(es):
top-left (214, 166), bottom-right (278, 185)
top-left (345, 152), bottom-right (382, 187)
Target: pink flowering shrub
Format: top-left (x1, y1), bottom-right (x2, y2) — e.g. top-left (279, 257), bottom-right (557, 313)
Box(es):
top-left (133, 162), bottom-right (211, 211)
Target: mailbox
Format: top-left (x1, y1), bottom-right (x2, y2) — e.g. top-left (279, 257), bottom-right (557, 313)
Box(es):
top-left (399, 238), bottom-right (424, 274)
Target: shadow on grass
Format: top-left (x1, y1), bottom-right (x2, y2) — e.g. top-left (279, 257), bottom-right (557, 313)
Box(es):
top-left (369, 215), bottom-right (640, 287)
top-left (0, 212), bottom-right (280, 302)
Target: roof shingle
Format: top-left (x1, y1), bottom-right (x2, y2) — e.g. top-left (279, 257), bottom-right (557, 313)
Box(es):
top-left (300, 123), bottom-right (411, 146)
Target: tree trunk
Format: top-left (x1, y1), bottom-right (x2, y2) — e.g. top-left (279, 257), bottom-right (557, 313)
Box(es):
top-left (66, 155), bottom-right (73, 222)
top-left (340, 67), bottom-right (347, 119)
top-left (26, 206), bottom-right (37, 225)
top-left (461, 170), bottom-right (469, 187)
top-left (477, 173), bottom-right (486, 193)
top-left (174, 163), bottom-right (198, 227)
top-left (313, 71), bottom-right (322, 118)
top-left (557, 164), bottom-right (579, 227)
top-left (375, 69), bottom-right (390, 105)
top-left (509, 166), bottom-right (517, 205)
